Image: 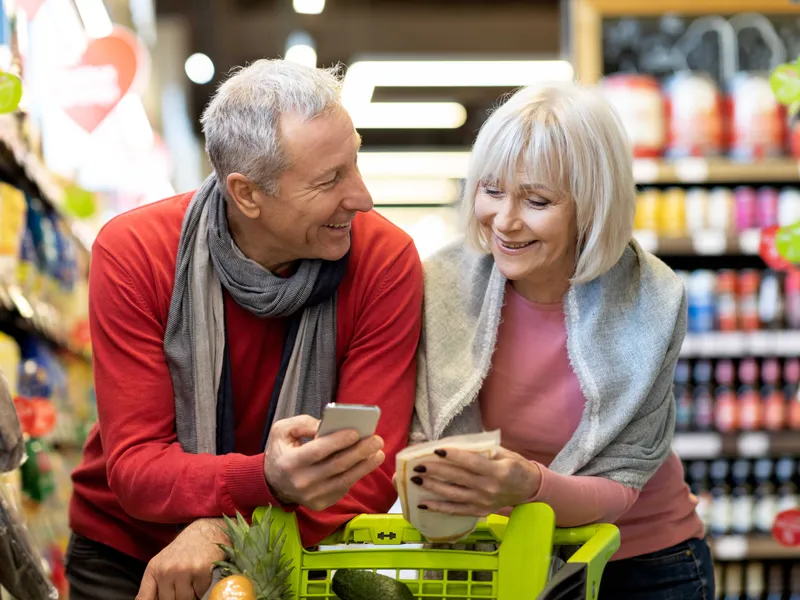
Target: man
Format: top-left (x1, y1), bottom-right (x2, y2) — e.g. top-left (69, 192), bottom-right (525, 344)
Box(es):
top-left (65, 60), bottom-right (423, 600)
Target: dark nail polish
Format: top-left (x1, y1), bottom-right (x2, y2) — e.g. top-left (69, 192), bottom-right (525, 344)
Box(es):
top-left (410, 476), bottom-right (423, 485)
top-left (413, 465), bottom-right (427, 473)
top-left (418, 504), bottom-right (428, 510)
top-left (434, 449), bottom-right (447, 458)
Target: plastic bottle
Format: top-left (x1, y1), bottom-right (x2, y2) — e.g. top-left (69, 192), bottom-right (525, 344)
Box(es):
top-left (688, 272), bottom-right (717, 334)
top-left (716, 271), bottom-right (739, 332)
top-left (758, 270), bottom-right (784, 330)
top-left (709, 459), bottom-right (732, 537)
top-left (730, 459), bottom-right (754, 535)
top-left (738, 270), bottom-right (762, 332)
top-left (753, 458), bottom-right (777, 534)
top-left (786, 271), bottom-right (800, 330)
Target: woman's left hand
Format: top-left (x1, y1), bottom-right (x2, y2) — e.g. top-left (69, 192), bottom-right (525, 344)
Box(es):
top-left (408, 447), bottom-right (542, 517)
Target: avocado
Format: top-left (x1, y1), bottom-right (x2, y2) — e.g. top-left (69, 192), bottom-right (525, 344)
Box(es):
top-left (332, 569), bottom-right (415, 600)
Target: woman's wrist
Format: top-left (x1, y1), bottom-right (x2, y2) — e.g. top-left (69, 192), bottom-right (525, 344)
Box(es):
top-left (523, 461), bottom-right (543, 502)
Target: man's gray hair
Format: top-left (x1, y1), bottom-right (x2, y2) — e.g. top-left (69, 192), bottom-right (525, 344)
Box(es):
top-left (201, 59), bottom-right (343, 195)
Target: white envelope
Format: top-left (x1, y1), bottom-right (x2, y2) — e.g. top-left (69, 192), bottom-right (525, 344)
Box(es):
top-left (396, 430), bottom-right (502, 543)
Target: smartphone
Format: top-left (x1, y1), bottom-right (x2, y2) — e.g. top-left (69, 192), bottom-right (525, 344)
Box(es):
top-left (316, 403), bottom-right (381, 440)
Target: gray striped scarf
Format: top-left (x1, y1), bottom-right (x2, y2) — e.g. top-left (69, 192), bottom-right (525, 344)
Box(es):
top-left (164, 175), bottom-right (342, 455)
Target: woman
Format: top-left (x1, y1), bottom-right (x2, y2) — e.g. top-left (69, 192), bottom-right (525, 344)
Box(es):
top-left (408, 82), bottom-right (713, 599)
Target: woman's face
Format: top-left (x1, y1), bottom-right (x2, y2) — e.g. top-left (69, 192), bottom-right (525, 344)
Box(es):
top-left (474, 176), bottom-right (578, 286)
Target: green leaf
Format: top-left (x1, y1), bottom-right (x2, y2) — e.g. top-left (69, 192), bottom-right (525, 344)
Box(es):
top-left (0, 72), bottom-right (21, 113)
top-left (791, 100), bottom-right (800, 117)
top-left (770, 63), bottom-right (800, 105)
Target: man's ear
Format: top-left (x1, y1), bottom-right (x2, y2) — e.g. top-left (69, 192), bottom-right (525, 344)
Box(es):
top-left (226, 173), bottom-right (264, 219)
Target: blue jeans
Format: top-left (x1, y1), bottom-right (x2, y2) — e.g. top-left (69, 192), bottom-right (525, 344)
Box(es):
top-left (598, 538), bottom-right (715, 600)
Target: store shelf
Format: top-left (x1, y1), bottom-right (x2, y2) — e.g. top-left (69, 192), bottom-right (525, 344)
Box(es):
top-left (0, 115), bottom-right (90, 256)
top-left (673, 431), bottom-right (800, 460)
top-left (680, 331), bottom-right (800, 358)
top-left (0, 284), bottom-right (90, 362)
top-left (633, 158), bottom-right (800, 185)
top-left (634, 229), bottom-right (762, 257)
top-left (711, 535), bottom-right (800, 561)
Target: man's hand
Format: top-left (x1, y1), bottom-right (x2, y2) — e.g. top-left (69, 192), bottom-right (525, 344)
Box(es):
top-left (136, 518), bottom-right (227, 600)
top-left (265, 415), bottom-right (385, 511)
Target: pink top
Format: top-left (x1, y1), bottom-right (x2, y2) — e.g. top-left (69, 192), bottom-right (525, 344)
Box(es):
top-left (480, 283), bottom-right (705, 561)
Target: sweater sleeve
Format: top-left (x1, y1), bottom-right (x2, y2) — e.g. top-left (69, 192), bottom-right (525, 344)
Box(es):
top-left (294, 241), bottom-right (424, 547)
top-left (528, 463), bottom-right (639, 526)
top-left (89, 241), bottom-right (283, 524)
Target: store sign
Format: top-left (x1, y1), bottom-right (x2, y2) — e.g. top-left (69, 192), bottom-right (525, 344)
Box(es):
top-left (56, 27), bottom-right (142, 133)
top-left (773, 508), bottom-right (800, 547)
top-left (17, 0), bottom-right (48, 19)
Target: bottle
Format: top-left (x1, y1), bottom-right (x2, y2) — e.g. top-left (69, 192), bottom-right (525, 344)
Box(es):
top-left (786, 270), bottom-right (800, 330)
top-left (675, 384), bottom-right (694, 432)
top-left (757, 186), bottom-right (780, 229)
top-left (745, 562), bottom-right (764, 600)
top-left (715, 386), bottom-right (738, 432)
top-left (753, 459), bottom-right (777, 534)
top-left (785, 358), bottom-right (800, 430)
top-left (688, 461), bottom-right (712, 529)
top-left (790, 563), bottom-right (800, 600)
top-left (716, 359), bottom-right (736, 387)
top-left (734, 186), bottom-right (758, 232)
top-left (689, 272), bottom-right (717, 334)
top-left (738, 270), bottom-right (762, 332)
top-left (775, 458), bottom-right (799, 515)
top-left (765, 563), bottom-right (784, 600)
top-left (724, 563), bottom-right (743, 600)
top-left (709, 459), bottom-right (732, 537)
top-left (758, 270), bottom-right (784, 330)
top-left (730, 459), bottom-right (753, 535)
top-left (738, 358), bottom-right (762, 431)
top-left (694, 386), bottom-right (715, 431)
top-left (716, 270), bottom-right (739, 332)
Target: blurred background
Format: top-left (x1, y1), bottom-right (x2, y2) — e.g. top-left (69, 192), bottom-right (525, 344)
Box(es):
top-left (4, 0), bottom-right (800, 598)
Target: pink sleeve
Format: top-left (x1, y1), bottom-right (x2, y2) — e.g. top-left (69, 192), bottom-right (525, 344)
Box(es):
top-left (527, 463), bottom-right (640, 527)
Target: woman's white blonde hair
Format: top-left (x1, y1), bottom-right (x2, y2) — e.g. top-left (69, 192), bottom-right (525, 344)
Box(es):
top-left (464, 81), bottom-right (636, 284)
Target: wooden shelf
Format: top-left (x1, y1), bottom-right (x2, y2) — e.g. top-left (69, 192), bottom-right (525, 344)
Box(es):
top-left (634, 158), bottom-right (800, 185)
top-left (711, 535), bottom-right (800, 561)
top-left (673, 431), bottom-right (800, 460)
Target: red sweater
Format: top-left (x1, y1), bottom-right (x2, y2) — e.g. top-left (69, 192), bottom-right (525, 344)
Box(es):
top-left (69, 192), bottom-right (423, 563)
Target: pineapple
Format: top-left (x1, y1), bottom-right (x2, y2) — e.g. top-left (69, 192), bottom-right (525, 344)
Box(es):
top-left (213, 509), bottom-right (294, 600)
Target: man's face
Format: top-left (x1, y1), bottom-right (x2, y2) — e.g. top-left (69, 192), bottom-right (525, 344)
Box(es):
top-left (230, 107), bottom-right (373, 269)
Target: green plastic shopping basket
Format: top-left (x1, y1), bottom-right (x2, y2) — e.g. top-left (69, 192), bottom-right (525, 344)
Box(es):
top-left (252, 502), bottom-right (620, 600)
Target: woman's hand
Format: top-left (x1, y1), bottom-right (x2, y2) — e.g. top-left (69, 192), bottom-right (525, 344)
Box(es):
top-left (407, 447), bottom-right (542, 517)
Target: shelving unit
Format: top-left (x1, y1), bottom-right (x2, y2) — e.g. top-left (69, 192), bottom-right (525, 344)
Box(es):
top-left (567, 0), bottom-right (800, 589)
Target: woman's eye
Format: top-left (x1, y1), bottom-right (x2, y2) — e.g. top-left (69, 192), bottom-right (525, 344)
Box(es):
top-left (527, 197), bottom-right (550, 208)
top-left (482, 185), bottom-right (504, 197)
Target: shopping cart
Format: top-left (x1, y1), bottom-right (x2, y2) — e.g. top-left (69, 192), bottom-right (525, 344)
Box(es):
top-left (252, 502), bottom-right (620, 600)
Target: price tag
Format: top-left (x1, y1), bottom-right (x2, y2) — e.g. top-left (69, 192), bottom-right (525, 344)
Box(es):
top-left (714, 535), bottom-right (748, 560)
top-left (633, 159), bottom-right (660, 183)
top-left (739, 229), bottom-right (761, 255)
top-left (633, 230), bottom-right (658, 254)
top-left (738, 432), bottom-right (770, 457)
top-left (672, 433), bottom-right (722, 459)
top-left (674, 158), bottom-right (710, 183)
top-left (692, 230), bottom-right (727, 255)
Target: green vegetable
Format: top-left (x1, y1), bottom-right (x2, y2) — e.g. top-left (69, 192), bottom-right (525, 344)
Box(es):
top-left (332, 569), bottom-right (415, 600)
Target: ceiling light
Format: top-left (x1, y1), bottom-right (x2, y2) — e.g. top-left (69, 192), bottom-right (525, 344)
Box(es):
top-left (285, 31), bottom-right (316, 69)
top-left (342, 59), bottom-right (574, 129)
top-left (357, 151), bottom-right (471, 179)
top-left (364, 178), bottom-right (461, 205)
top-left (293, 0), bottom-right (325, 14)
top-left (185, 53), bottom-right (215, 85)
top-left (353, 102), bottom-right (466, 129)
top-left (74, 0), bottom-right (114, 38)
